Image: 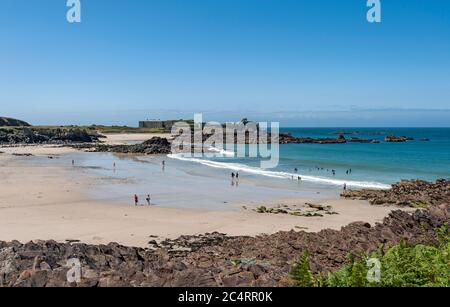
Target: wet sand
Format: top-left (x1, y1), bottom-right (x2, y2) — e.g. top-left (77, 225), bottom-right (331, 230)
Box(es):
top-left (0, 134), bottom-right (401, 248)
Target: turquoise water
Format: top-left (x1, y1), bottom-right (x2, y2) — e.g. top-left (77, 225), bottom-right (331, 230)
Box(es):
top-left (171, 128), bottom-right (450, 189)
top-left (280, 128), bottom-right (450, 185)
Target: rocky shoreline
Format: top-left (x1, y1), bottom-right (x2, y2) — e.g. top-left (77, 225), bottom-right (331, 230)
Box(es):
top-left (0, 127), bottom-right (100, 145)
top-left (342, 179), bottom-right (450, 208)
top-left (0, 205), bottom-right (448, 287)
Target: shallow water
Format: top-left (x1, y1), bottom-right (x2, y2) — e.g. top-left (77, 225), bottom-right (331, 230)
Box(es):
top-left (26, 151), bottom-right (336, 210)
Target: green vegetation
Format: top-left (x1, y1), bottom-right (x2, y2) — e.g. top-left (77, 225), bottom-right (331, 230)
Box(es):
top-left (290, 224), bottom-right (450, 287)
top-left (0, 117), bottom-right (30, 127)
top-left (85, 125), bottom-right (166, 134)
top-left (31, 125), bottom-right (166, 134)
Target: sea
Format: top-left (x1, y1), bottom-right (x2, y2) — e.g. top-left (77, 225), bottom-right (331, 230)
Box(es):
top-left (168, 127), bottom-right (450, 189)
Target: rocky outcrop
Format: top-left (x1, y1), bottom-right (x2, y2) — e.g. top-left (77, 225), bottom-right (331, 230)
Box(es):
top-left (73, 137), bottom-right (172, 155)
top-left (0, 205), bottom-right (448, 287)
top-left (385, 135), bottom-right (414, 142)
top-left (274, 134), bottom-right (380, 144)
top-left (252, 202), bottom-right (338, 217)
top-left (0, 117), bottom-right (30, 127)
top-left (0, 128), bottom-right (99, 145)
top-left (342, 179), bottom-right (450, 208)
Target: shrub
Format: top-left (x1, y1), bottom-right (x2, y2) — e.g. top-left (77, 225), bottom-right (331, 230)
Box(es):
top-left (290, 224), bottom-right (450, 287)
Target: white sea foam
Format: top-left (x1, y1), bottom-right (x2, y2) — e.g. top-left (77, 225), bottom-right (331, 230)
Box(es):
top-left (206, 146), bottom-right (236, 157)
top-left (167, 153), bottom-right (391, 190)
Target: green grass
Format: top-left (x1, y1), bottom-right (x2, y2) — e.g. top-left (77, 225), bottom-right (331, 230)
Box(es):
top-left (290, 223), bottom-right (450, 287)
top-left (4, 125), bottom-right (167, 134)
top-left (85, 125), bottom-right (166, 134)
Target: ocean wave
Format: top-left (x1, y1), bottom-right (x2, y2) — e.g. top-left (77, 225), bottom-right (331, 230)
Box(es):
top-left (206, 146), bottom-right (236, 157)
top-left (167, 154), bottom-right (391, 189)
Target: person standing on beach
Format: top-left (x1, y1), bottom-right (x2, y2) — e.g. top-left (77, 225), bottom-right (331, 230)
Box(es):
top-left (72, 160), bottom-right (74, 166)
top-left (146, 194), bottom-right (151, 206)
top-left (343, 183), bottom-right (347, 191)
top-left (134, 194), bottom-right (139, 206)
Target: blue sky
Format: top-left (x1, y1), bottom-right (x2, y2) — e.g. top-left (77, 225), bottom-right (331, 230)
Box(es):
top-left (1, 0), bottom-right (449, 126)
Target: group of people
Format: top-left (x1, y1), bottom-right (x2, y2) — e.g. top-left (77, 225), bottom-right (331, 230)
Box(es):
top-left (293, 166), bottom-right (350, 191)
top-left (300, 166), bottom-right (354, 177)
top-left (231, 172), bottom-right (240, 186)
top-left (134, 194), bottom-right (152, 206)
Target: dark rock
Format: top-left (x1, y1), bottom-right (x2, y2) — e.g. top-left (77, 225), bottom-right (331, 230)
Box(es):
top-left (72, 137), bottom-right (171, 155)
top-left (385, 135), bottom-right (414, 142)
top-left (342, 179), bottom-right (450, 208)
top-left (0, 127), bottom-right (99, 145)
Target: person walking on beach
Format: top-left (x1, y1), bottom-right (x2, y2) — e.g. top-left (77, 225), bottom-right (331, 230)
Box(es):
top-left (134, 194), bottom-right (139, 206)
top-left (146, 194), bottom-right (151, 206)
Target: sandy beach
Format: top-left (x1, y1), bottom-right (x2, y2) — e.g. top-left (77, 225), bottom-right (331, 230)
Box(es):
top-left (0, 134), bottom-right (401, 248)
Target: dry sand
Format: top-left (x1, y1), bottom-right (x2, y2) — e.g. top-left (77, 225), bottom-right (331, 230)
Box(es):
top-left (0, 135), bottom-right (400, 248)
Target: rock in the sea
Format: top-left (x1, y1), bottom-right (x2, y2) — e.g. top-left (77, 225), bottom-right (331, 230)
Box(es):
top-left (384, 135), bottom-right (414, 142)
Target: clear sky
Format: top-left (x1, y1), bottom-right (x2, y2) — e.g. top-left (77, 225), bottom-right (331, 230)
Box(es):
top-left (1, 0), bottom-right (449, 126)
